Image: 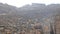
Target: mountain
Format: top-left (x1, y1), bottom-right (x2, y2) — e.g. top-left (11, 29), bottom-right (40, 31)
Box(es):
top-left (0, 3), bottom-right (60, 34)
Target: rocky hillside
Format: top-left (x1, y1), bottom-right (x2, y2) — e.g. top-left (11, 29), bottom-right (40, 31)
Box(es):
top-left (0, 3), bottom-right (60, 34)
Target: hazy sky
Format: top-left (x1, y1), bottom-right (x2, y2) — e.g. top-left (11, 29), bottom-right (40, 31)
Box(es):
top-left (0, 0), bottom-right (60, 7)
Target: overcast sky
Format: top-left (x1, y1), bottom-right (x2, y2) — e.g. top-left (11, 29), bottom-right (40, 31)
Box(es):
top-left (0, 0), bottom-right (60, 7)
